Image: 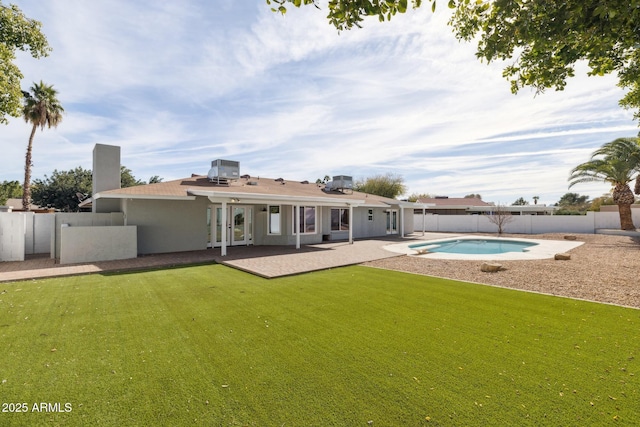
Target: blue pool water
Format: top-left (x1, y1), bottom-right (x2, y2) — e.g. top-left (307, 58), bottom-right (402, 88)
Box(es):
top-left (410, 239), bottom-right (537, 255)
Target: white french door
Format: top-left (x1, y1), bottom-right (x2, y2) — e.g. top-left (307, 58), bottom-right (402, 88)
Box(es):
top-left (386, 210), bottom-right (398, 234)
top-left (208, 205), bottom-right (253, 247)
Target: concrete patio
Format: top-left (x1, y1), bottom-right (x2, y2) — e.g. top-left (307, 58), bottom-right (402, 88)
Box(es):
top-left (0, 236), bottom-right (434, 282)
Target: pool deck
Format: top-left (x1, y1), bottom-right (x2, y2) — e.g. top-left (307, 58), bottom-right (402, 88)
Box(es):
top-left (383, 235), bottom-right (584, 260)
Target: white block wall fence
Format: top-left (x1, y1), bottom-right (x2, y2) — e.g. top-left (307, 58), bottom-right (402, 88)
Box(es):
top-left (0, 213), bottom-right (26, 261)
top-left (0, 212), bottom-right (135, 264)
top-left (413, 210), bottom-right (640, 235)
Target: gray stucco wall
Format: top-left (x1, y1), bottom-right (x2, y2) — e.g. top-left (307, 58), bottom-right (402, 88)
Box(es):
top-left (124, 198), bottom-right (209, 254)
top-left (93, 144), bottom-right (122, 213)
top-left (352, 207), bottom-right (387, 238)
top-left (54, 212), bottom-right (125, 259)
top-left (402, 208), bottom-right (414, 235)
top-left (60, 226), bottom-right (137, 264)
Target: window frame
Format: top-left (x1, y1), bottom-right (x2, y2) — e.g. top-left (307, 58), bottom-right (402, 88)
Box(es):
top-left (268, 205), bottom-right (281, 235)
top-left (331, 208), bottom-right (350, 232)
top-left (292, 205), bottom-right (317, 235)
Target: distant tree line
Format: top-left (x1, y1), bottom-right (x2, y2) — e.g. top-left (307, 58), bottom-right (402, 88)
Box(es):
top-left (0, 180), bottom-right (23, 206)
top-left (29, 167), bottom-right (162, 212)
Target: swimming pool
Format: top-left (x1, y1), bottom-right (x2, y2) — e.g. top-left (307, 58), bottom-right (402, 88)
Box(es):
top-left (383, 234), bottom-right (584, 261)
top-left (409, 238), bottom-right (537, 255)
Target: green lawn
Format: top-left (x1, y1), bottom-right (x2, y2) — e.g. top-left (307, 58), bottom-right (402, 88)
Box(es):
top-left (0, 264), bottom-right (638, 426)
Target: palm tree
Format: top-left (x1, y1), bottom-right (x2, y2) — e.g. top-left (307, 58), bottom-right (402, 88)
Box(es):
top-left (569, 137), bottom-right (640, 230)
top-left (21, 81), bottom-right (64, 211)
top-left (598, 137), bottom-right (640, 195)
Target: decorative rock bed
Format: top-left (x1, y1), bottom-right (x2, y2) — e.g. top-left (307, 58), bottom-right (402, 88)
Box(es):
top-left (364, 233), bottom-right (640, 308)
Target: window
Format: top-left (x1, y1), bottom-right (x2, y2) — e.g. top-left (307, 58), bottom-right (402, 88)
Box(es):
top-left (368, 209), bottom-right (374, 221)
top-left (331, 208), bottom-right (350, 231)
top-left (268, 205), bottom-right (281, 235)
top-left (292, 206), bottom-right (316, 234)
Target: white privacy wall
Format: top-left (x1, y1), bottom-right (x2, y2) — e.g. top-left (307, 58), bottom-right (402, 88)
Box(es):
top-left (0, 213), bottom-right (26, 261)
top-left (414, 210), bottom-right (640, 234)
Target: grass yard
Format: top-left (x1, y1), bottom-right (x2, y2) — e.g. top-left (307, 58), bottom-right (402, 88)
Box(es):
top-left (0, 264), bottom-right (638, 426)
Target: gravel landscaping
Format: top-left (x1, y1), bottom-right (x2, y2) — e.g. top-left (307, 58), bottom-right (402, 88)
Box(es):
top-left (364, 233), bottom-right (640, 309)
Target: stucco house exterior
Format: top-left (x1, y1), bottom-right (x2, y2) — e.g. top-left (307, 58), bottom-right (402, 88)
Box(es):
top-left (417, 196), bottom-right (556, 215)
top-left (88, 144), bottom-right (420, 256)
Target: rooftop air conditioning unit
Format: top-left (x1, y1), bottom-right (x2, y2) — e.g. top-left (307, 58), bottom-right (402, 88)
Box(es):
top-left (332, 175), bottom-right (353, 191)
top-left (208, 159), bottom-right (240, 184)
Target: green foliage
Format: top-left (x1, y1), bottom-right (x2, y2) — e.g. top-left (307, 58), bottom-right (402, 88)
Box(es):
top-left (31, 167), bottom-right (92, 212)
top-left (558, 192), bottom-right (590, 207)
top-left (0, 179), bottom-right (21, 205)
top-left (21, 81), bottom-right (64, 210)
top-left (407, 192), bottom-right (433, 202)
top-left (554, 209), bottom-right (587, 216)
top-left (569, 137), bottom-right (640, 229)
top-left (2, 265), bottom-right (638, 425)
top-left (512, 197), bottom-right (529, 206)
top-left (120, 166), bottom-right (145, 188)
top-left (587, 194), bottom-right (615, 212)
top-left (555, 192), bottom-right (591, 214)
top-left (31, 166), bottom-right (152, 211)
top-left (354, 172), bottom-right (406, 198)
top-left (0, 2), bottom-right (50, 124)
top-left (268, 0), bottom-right (427, 30)
top-left (22, 80), bottom-right (64, 130)
top-left (464, 193), bottom-right (482, 199)
top-left (569, 138), bottom-right (640, 191)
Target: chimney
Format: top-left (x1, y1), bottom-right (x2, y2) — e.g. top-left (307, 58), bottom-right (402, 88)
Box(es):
top-left (92, 144), bottom-right (121, 213)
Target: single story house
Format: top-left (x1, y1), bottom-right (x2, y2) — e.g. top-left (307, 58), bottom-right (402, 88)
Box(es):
top-left (416, 196), bottom-right (556, 215)
top-left (86, 144), bottom-right (423, 256)
top-left (1, 198), bottom-right (53, 213)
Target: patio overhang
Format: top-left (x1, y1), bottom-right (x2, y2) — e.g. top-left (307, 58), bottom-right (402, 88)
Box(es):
top-left (187, 189), bottom-right (365, 207)
top-left (188, 189), bottom-right (365, 256)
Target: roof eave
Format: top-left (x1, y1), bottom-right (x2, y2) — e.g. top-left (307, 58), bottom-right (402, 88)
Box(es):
top-left (93, 193), bottom-right (196, 201)
top-left (188, 189), bottom-right (365, 207)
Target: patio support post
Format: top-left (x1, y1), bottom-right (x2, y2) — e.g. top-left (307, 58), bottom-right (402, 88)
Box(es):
top-left (400, 207), bottom-right (405, 238)
top-left (221, 201), bottom-right (227, 256)
top-left (422, 207), bottom-right (426, 236)
top-left (348, 204), bottom-right (353, 244)
top-left (295, 204), bottom-right (301, 250)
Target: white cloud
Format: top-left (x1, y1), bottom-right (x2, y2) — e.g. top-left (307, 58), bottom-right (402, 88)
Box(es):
top-left (3, 0), bottom-right (637, 204)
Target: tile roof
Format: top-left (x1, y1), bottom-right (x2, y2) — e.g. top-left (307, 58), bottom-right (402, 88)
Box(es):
top-left (95, 175), bottom-right (403, 208)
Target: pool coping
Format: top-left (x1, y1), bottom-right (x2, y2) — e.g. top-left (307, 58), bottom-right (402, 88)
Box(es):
top-left (383, 235), bottom-right (585, 260)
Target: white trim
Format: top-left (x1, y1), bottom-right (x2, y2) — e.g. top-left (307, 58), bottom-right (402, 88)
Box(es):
top-left (221, 201), bottom-right (227, 256)
top-left (295, 204), bottom-right (301, 250)
top-left (94, 193), bottom-right (196, 201)
top-left (189, 189), bottom-right (363, 207)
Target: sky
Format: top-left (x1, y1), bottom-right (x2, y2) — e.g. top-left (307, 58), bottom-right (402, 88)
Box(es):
top-left (3, 1), bottom-right (638, 206)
